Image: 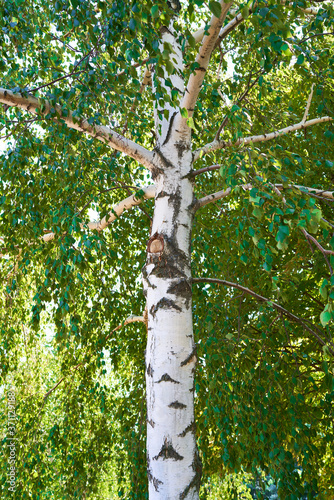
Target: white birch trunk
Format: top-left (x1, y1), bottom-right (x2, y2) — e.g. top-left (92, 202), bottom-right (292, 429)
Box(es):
top-left (142, 22), bottom-right (201, 500)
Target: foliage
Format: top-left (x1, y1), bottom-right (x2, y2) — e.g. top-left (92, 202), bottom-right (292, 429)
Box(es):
top-left (0, 0), bottom-right (334, 498)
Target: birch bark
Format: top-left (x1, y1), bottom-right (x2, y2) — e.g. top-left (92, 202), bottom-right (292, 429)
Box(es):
top-left (142, 23), bottom-right (200, 500)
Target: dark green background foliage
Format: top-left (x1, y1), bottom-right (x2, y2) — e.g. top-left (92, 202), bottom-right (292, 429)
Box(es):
top-left (0, 0), bottom-right (333, 498)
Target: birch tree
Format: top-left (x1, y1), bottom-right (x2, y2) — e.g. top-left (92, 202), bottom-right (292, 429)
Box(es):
top-left (0, 0), bottom-right (334, 498)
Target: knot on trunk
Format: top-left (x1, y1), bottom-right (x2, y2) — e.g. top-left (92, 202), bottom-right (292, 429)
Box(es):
top-left (147, 232), bottom-right (164, 255)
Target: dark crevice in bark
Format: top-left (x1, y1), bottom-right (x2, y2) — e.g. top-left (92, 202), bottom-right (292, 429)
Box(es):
top-left (147, 468), bottom-right (163, 492)
top-left (153, 438), bottom-right (184, 461)
top-left (178, 421), bottom-right (196, 438)
top-left (169, 401), bottom-right (187, 409)
top-left (179, 449), bottom-right (202, 499)
top-left (146, 363), bottom-right (154, 376)
top-left (147, 419), bottom-right (155, 428)
top-left (156, 373), bottom-right (180, 384)
top-left (150, 298), bottom-right (182, 317)
top-left (153, 147), bottom-right (175, 170)
top-left (180, 346), bottom-right (197, 366)
top-left (162, 111), bottom-right (177, 146)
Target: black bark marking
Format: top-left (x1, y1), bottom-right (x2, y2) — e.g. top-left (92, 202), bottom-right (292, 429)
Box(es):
top-left (175, 141), bottom-right (190, 158)
top-left (150, 262), bottom-right (187, 279)
top-left (156, 190), bottom-right (171, 199)
top-left (180, 449), bottom-right (202, 499)
top-left (147, 469), bottom-right (163, 492)
top-left (162, 111), bottom-right (177, 146)
top-left (167, 279), bottom-right (192, 307)
top-left (150, 298), bottom-right (182, 317)
top-left (153, 438), bottom-right (184, 461)
top-left (151, 164), bottom-right (164, 180)
top-left (147, 419), bottom-right (155, 428)
top-left (178, 421), bottom-right (196, 438)
top-left (169, 401), bottom-right (187, 409)
top-left (180, 346), bottom-right (197, 367)
top-left (147, 363), bottom-right (154, 377)
top-left (156, 373), bottom-right (180, 384)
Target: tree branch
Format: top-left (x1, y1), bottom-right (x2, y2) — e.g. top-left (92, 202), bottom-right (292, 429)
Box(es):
top-left (43, 185), bottom-right (155, 242)
top-left (0, 88), bottom-right (156, 171)
top-left (193, 277), bottom-right (334, 355)
top-left (105, 315), bottom-right (145, 341)
top-left (195, 182), bottom-right (333, 209)
top-left (194, 116), bottom-right (333, 161)
top-left (302, 84), bottom-right (314, 123)
top-left (180, 1), bottom-right (232, 118)
top-left (191, 164), bottom-right (221, 177)
top-left (42, 315), bottom-right (145, 401)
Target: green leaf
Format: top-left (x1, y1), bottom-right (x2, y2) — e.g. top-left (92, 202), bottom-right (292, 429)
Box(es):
top-left (151, 5), bottom-right (159, 17)
top-left (320, 311), bottom-right (331, 327)
top-left (209, 1), bottom-right (222, 18)
top-left (187, 117), bottom-right (196, 129)
top-left (181, 107), bottom-right (188, 119)
top-left (296, 54), bottom-right (304, 65)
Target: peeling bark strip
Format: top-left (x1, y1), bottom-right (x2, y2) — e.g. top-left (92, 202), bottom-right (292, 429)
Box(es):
top-left (153, 438), bottom-right (184, 461)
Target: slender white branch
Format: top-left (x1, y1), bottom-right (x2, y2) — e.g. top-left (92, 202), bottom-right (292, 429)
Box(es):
top-left (280, 0), bottom-right (320, 15)
top-left (0, 88), bottom-right (156, 170)
top-left (42, 185), bottom-right (156, 242)
top-left (216, 12), bottom-right (245, 45)
top-left (196, 187), bottom-right (232, 208)
top-left (302, 84), bottom-right (314, 123)
top-left (194, 116), bottom-right (333, 160)
top-left (191, 0), bottom-right (322, 48)
top-left (180, 1), bottom-right (232, 117)
top-left (195, 183), bottom-right (333, 210)
top-left (275, 184), bottom-right (334, 200)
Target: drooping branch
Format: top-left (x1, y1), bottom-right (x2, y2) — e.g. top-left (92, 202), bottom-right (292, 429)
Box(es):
top-left (43, 362), bottom-right (83, 401)
top-left (194, 116), bottom-right (333, 161)
top-left (193, 277), bottom-right (334, 355)
top-left (195, 182), bottom-right (334, 209)
top-left (0, 88), bottom-right (156, 171)
top-left (43, 185), bottom-right (156, 242)
top-left (180, 1), bottom-right (232, 118)
top-left (42, 315), bottom-right (145, 401)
